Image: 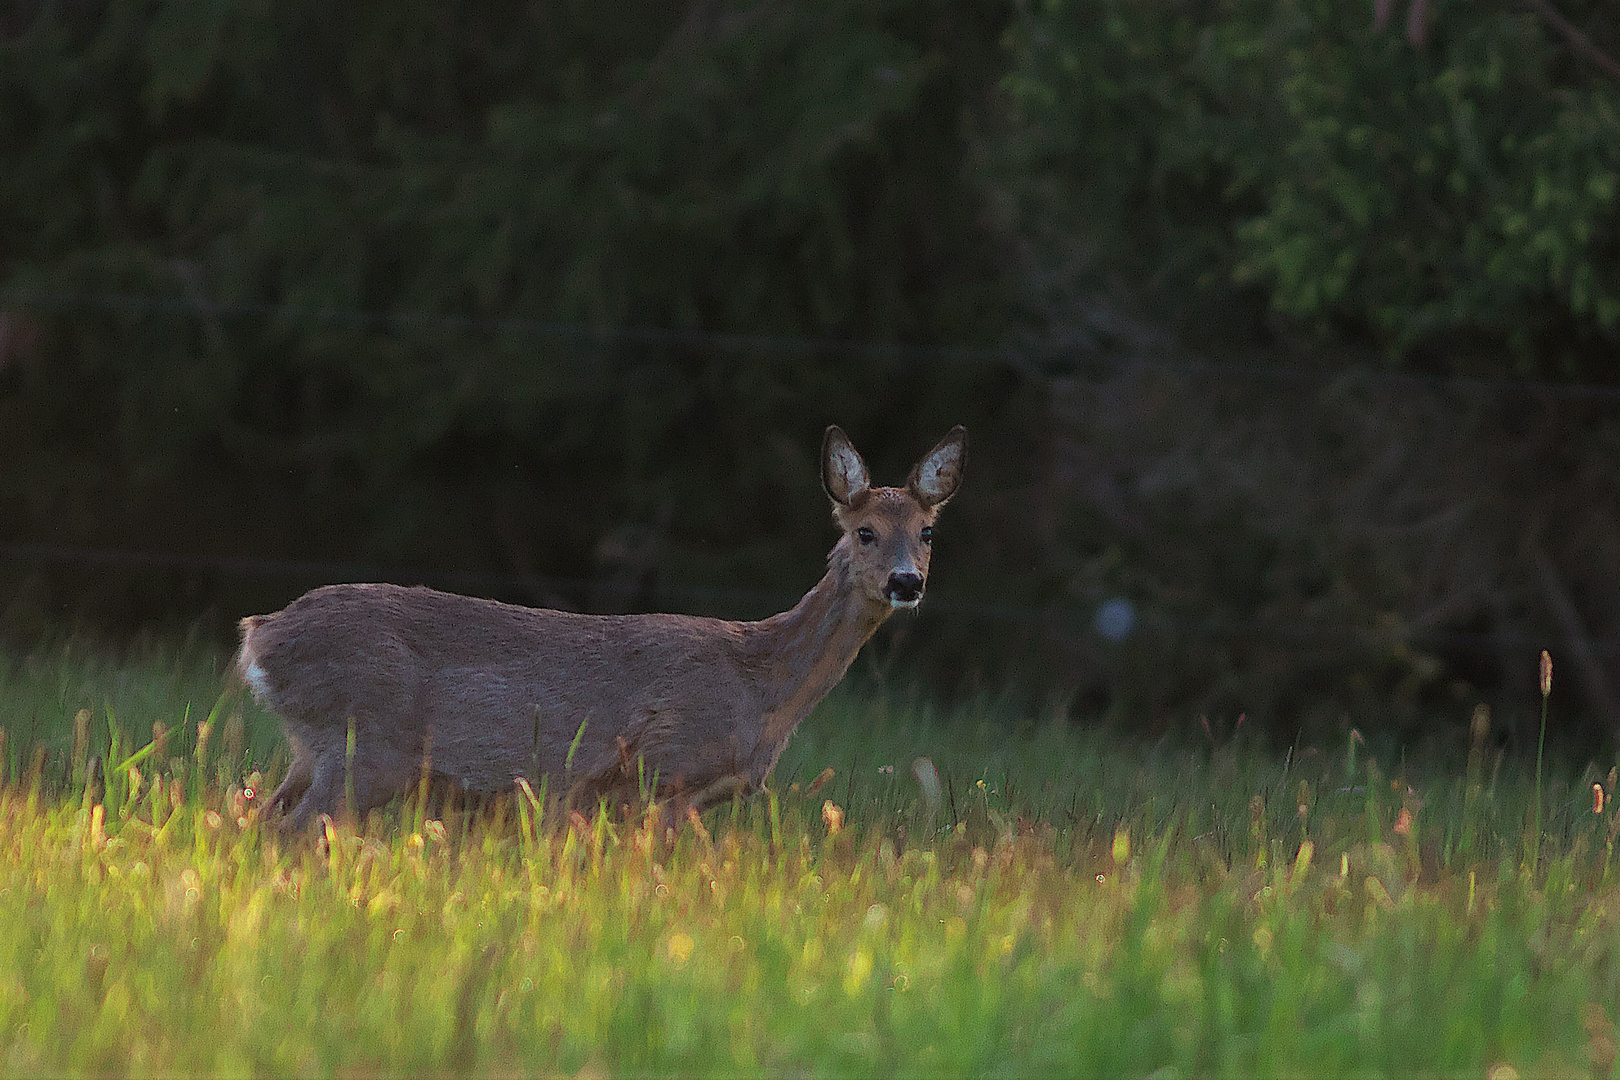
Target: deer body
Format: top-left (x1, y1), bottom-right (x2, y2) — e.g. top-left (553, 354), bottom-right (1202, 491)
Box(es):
top-left (239, 425), bottom-right (964, 830)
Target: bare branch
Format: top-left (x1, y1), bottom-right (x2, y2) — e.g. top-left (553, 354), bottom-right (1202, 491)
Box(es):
top-left (1530, 0), bottom-right (1620, 81)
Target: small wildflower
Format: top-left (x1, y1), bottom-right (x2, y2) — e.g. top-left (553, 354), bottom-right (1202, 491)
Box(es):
top-left (1540, 650), bottom-right (1553, 698)
top-left (1595, 784), bottom-right (1607, 816)
top-left (666, 933), bottom-right (694, 965)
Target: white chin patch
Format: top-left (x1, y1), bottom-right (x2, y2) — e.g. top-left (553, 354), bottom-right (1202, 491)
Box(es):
top-left (888, 596), bottom-right (922, 610)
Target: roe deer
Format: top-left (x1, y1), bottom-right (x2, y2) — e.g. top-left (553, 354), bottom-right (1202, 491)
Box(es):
top-left (237, 424), bottom-right (965, 831)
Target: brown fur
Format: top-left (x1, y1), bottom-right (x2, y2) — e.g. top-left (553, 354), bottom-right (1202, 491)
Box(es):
top-left (238, 425), bottom-right (964, 830)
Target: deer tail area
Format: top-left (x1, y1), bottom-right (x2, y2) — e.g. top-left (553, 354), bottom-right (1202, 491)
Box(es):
top-left (233, 613), bottom-right (272, 697)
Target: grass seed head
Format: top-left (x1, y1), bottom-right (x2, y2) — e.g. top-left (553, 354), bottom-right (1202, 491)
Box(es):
top-left (685, 807), bottom-right (712, 848)
top-left (822, 800), bottom-right (844, 836)
top-left (1393, 807), bottom-right (1413, 835)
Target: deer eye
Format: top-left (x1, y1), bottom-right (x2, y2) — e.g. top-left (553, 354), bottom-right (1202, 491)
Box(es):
top-left (856, 526), bottom-right (877, 545)
top-left (920, 527), bottom-right (933, 545)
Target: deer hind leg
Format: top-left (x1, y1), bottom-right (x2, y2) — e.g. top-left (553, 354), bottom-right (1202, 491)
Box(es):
top-left (684, 774), bottom-right (754, 815)
top-left (265, 754), bottom-right (313, 819)
top-left (264, 723), bottom-right (317, 820)
top-left (280, 725), bottom-right (419, 834)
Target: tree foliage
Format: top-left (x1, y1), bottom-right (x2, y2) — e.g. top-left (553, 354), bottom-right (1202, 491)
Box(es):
top-left (1005, 0), bottom-right (1620, 375)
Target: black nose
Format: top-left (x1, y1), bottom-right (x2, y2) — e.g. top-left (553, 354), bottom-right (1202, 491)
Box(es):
top-left (885, 572), bottom-right (924, 602)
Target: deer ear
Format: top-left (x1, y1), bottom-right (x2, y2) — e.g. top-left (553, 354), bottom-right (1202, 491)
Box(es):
top-left (907, 425), bottom-right (965, 508)
top-left (821, 425), bottom-right (870, 508)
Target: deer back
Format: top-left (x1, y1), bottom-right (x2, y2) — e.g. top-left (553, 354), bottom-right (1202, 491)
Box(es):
top-left (241, 583), bottom-right (767, 793)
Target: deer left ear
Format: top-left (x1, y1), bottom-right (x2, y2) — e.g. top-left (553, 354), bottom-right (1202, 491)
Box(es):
top-left (907, 425), bottom-right (965, 508)
top-left (822, 425), bottom-right (872, 508)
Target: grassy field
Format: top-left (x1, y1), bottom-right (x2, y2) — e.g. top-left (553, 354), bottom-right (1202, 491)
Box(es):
top-left (0, 642), bottom-right (1618, 1077)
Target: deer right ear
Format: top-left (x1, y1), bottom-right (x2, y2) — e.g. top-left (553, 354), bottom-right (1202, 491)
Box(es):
top-left (821, 425), bottom-right (871, 508)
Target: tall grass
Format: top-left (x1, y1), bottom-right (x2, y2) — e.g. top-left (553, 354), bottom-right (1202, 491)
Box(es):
top-left (0, 644), bottom-right (1618, 1076)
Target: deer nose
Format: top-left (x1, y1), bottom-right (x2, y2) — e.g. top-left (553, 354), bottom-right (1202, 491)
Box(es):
top-left (885, 571), bottom-right (924, 605)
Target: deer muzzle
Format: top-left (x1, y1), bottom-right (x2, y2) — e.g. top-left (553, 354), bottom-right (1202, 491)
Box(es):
top-left (884, 571), bottom-right (924, 608)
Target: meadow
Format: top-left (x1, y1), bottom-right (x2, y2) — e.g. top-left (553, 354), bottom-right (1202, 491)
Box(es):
top-left (0, 641), bottom-right (1618, 1077)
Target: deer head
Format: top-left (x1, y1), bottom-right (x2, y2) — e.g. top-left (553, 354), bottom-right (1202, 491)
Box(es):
top-left (821, 424), bottom-right (965, 610)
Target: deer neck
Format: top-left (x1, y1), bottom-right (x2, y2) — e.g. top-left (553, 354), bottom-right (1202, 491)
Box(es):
top-left (747, 546), bottom-right (892, 751)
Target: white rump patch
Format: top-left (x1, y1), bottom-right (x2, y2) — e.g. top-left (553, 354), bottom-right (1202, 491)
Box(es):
top-left (244, 660), bottom-right (271, 699)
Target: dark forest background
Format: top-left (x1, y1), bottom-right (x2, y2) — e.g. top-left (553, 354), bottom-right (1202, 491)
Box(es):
top-left (3, 0), bottom-right (1619, 747)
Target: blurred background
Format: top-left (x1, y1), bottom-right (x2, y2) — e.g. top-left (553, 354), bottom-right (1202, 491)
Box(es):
top-left (2, 0), bottom-right (1618, 749)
